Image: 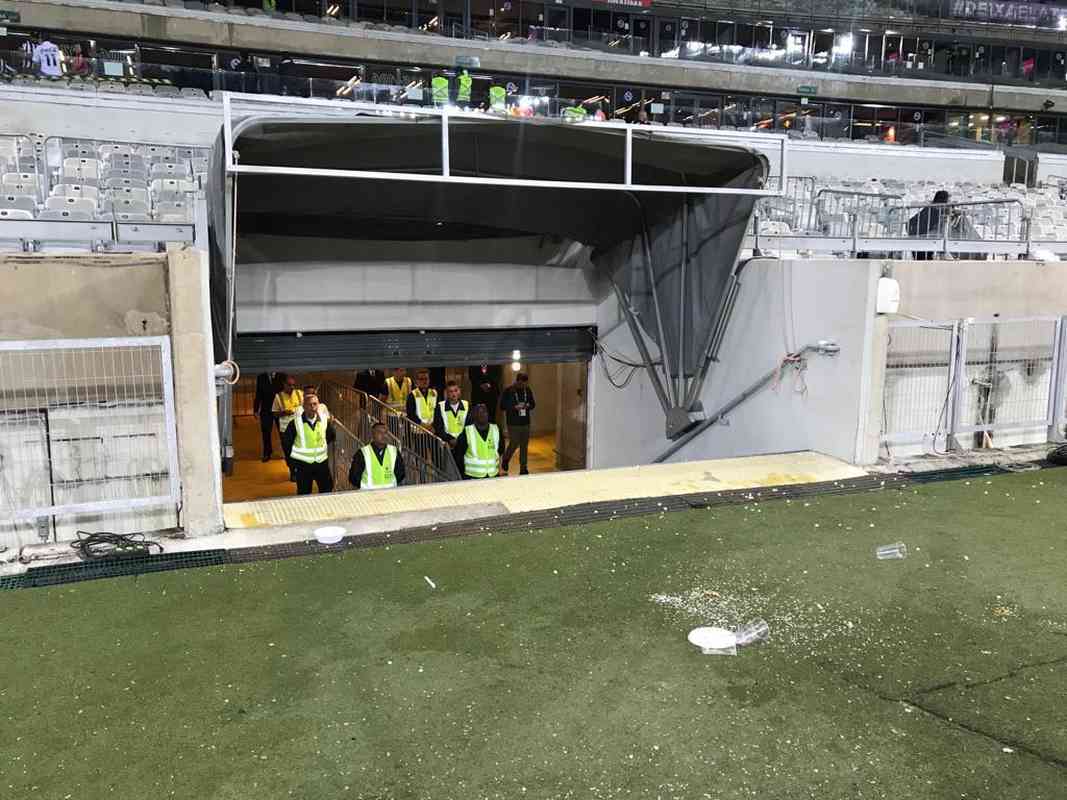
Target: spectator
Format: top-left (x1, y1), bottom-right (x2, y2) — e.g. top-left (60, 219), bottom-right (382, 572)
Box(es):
top-left (282, 391), bottom-right (336, 496)
top-left (637, 109), bottom-right (651, 125)
top-left (69, 44), bottom-right (90, 77)
top-left (433, 380), bottom-right (468, 445)
top-left (32, 37), bottom-right (63, 78)
top-left (272, 375), bottom-right (303, 481)
top-left (500, 372), bottom-right (536, 476)
top-left (354, 369), bottom-right (388, 402)
top-left (348, 422), bottom-right (406, 490)
top-left (907, 190), bottom-right (956, 261)
top-left (406, 369), bottom-right (438, 428)
top-left (253, 370), bottom-right (286, 462)
top-left (468, 364), bottom-right (502, 425)
top-left (453, 403), bottom-right (504, 480)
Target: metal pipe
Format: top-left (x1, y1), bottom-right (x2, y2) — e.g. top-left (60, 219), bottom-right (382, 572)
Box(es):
top-left (627, 192), bottom-right (676, 407)
top-left (608, 274), bottom-right (672, 416)
top-left (654, 341), bottom-right (839, 463)
top-left (677, 198), bottom-right (688, 404)
top-left (683, 256), bottom-right (767, 410)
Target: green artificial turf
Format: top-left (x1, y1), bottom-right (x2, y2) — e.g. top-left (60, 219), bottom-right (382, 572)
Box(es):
top-left (1, 470), bottom-right (1066, 799)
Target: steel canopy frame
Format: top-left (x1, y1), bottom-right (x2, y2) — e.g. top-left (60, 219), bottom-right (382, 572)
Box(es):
top-left (219, 92), bottom-right (782, 440)
top-left (219, 91), bottom-right (788, 196)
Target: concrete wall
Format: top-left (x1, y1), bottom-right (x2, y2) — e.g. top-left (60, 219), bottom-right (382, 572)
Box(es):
top-left (891, 259), bottom-right (1067, 320)
top-left (11, 0), bottom-right (1067, 113)
top-left (236, 235), bottom-right (603, 332)
top-left (0, 251), bottom-right (223, 540)
top-left (588, 257), bottom-right (882, 469)
top-left (789, 141), bottom-right (1004, 184)
top-left (0, 253), bottom-right (170, 338)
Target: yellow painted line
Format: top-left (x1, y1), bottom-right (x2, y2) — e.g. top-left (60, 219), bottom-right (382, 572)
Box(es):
top-left (224, 451), bottom-right (866, 530)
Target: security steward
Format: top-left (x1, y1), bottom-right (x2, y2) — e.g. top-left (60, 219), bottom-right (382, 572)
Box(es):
top-left (406, 369), bottom-right (438, 428)
top-left (349, 422), bottom-right (406, 490)
top-left (452, 402), bottom-right (504, 479)
top-left (272, 375), bottom-right (303, 481)
top-left (282, 391), bottom-right (336, 495)
top-left (385, 367), bottom-right (412, 412)
top-left (433, 380), bottom-right (468, 444)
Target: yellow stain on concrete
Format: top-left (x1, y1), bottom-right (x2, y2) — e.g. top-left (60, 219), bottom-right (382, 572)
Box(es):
top-left (223, 451), bottom-right (866, 530)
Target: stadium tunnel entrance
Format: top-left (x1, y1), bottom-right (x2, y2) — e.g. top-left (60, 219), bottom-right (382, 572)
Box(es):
top-left (224, 329), bottom-right (592, 503)
top-left (211, 111), bottom-right (768, 514)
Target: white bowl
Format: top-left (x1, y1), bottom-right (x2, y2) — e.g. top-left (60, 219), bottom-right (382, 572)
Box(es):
top-left (314, 526), bottom-right (346, 545)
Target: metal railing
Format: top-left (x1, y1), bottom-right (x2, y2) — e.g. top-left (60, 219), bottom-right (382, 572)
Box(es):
top-left (750, 197), bottom-right (1033, 257)
top-left (752, 176), bottom-right (816, 235)
top-left (813, 188), bottom-right (903, 237)
top-left (318, 380), bottom-right (461, 489)
top-left (882, 316), bottom-right (1064, 454)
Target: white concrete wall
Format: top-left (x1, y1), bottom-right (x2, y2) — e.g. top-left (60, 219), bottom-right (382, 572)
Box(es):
top-left (236, 236), bottom-right (602, 332)
top-left (1037, 152), bottom-right (1067, 185)
top-left (788, 141), bottom-right (1005, 184)
top-left (588, 258), bottom-right (882, 469)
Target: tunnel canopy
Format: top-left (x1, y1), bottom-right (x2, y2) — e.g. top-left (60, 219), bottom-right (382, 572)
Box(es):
top-left (211, 112), bottom-right (770, 436)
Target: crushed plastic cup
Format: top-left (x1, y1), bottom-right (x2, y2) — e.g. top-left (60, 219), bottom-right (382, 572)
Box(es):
top-left (314, 526), bottom-right (346, 545)
top-left (875, 542), bottom-right (908, 560)
top-left (735, 618), bottom-right (770, 647)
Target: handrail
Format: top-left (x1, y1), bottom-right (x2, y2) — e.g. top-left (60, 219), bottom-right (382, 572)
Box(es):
top-left (319, 380), bottom-right (461, 487)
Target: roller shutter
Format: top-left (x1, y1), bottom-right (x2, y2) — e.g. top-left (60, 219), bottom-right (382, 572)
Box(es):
top-left (235, 327), bottom-right (595, 373)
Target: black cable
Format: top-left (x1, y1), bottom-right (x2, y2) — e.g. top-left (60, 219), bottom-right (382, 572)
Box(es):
top-left (1048, 443), bottom-right (1067, 466)
top-left (70, 531), bottom-right (163, 561)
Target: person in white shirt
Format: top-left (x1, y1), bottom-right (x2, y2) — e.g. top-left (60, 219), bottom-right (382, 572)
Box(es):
top-left (32, 39), bottom-right (63, 78)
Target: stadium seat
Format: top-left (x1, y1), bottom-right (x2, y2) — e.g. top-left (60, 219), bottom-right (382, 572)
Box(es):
top-left (112, 211), bottom-right (152, 223)
top-left (104, 176), bottom-right (149, 191)
top-left (108, 198), bottom-right (151, 216)
top-left (151, 177), bottom-right (197, 196)
top-left (155, 201), bottom-right (192, 222)
top-left (104, 166), bottom-right (150, 182)
top-left (98, 143), bottom-right (134, 159)
top-left (150, 162), bottom-right (192, 180)
top-left (0, 195), bottom-right (36, 213)
top-left (45, 196), bottom-right (96, 215)
top-left (2, 172), bottom-right (38, 187)
top-left (105, 186), bottom-right (150, 205)
top-left (51, 184), bottom-right (100, 202)
top-left (145, 146), bottom-right (176, 162)
top-left (39, 208), bottom-right (94, 222)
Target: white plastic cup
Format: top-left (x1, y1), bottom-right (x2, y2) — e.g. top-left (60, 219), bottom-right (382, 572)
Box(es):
top-left (875, 542), bottom-right (908, 560)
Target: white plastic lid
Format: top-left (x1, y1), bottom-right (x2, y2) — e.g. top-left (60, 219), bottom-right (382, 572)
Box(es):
top-left (314, 526), bottom-right (346, 544)
top-left (687, 626), bottom-right (737, 651)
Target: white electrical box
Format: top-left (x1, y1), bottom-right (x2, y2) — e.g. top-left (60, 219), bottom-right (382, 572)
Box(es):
top-left (876, 277), bottom-right (900, 314)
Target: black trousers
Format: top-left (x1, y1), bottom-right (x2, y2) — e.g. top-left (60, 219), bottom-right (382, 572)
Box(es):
top-left (294, 461), bottom-right (334, 495)
top-left (259, 414), bottom-right (276, 458)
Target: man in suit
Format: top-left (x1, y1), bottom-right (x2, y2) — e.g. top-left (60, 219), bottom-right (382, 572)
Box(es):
top-left (253, 371), bottom-right (286, 462)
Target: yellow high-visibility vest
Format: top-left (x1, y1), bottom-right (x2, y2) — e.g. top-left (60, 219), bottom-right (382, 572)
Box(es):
top-left (412, 388), bottom-right (437, 424)
top-left (275, 389), bottom-right (303, 430)
top-left (438, 401), bottom-right (468, 436)
top-left (463, 423), bottom-right (499, 478)
top-left (290, 415), bottom-right (329, 464)
top-left (360, 444), bottom-right (398, 490)
top-left (385, 376), bottom-right (411, 409)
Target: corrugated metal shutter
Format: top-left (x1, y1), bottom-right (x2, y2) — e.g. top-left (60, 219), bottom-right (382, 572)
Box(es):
top-left (235, 327), bottom-right (595, 373)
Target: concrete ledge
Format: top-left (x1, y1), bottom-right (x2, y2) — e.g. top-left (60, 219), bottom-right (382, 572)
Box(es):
top-left (7, 0), bottom-right (1067, 111)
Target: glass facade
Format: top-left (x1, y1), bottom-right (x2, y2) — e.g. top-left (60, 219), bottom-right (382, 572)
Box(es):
top-left (7, 4), bottom-right (1067, 150)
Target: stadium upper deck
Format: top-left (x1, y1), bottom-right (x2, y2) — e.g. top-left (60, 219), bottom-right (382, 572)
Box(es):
top-left (9, 0), bottom-right (1067, 149)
